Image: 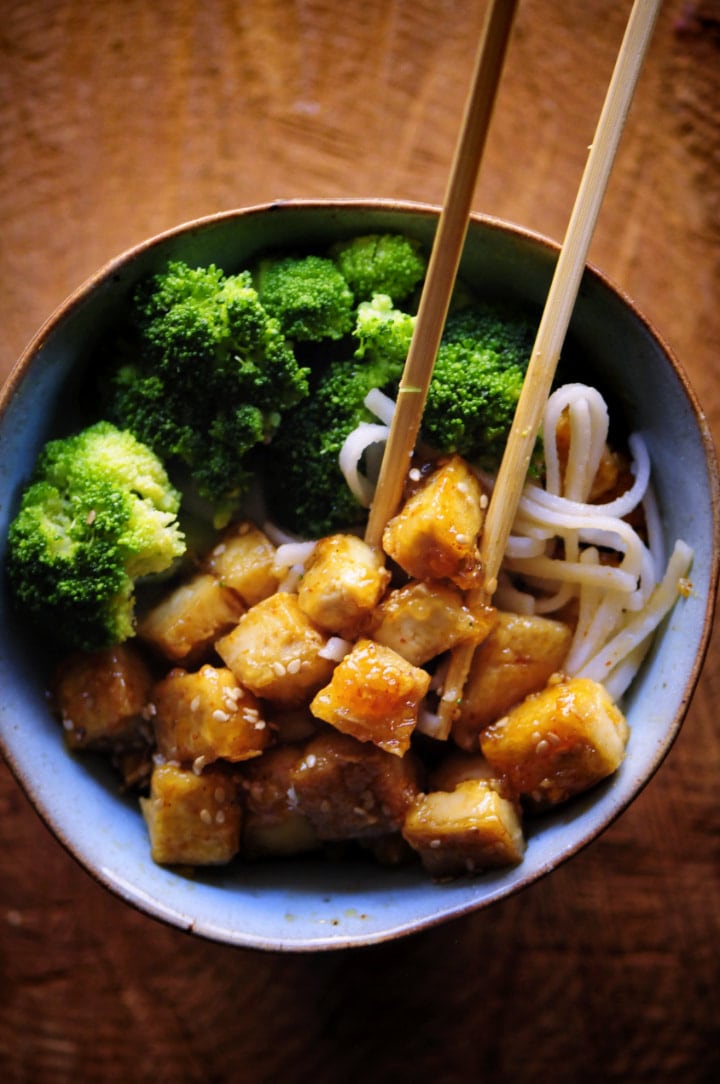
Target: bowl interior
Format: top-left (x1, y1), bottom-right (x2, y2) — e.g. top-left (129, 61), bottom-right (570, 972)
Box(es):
top-left (1, 200), bottom-right (717, 950)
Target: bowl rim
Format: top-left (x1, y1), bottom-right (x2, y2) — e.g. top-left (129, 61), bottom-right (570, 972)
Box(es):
top-left (2, 197), bottom-right (719, 951)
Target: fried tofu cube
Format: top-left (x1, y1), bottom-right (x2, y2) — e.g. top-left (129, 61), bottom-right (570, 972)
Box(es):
top-left (215, 592), bottom-right (335, 705)
top-left (238, 745), bottom-right (320, 858)
top-left (402, 779), bottom-right (525, 878)
top-left (453, 612), bottom-right (573, 751)
top-left (203, 521), bottom-right (280, 606)
top-left (297, 534), bottom-right (390, 638)
top-left (480, 676), bottom-right (629, 808)
top-left (371, 580), bottom-right (496, 665)
top-left (138, 572), bottom-right (245, 664)
top-left (54, 644), bottom-right (153, 750)
top-left (152, 665), bottom-right (269, 767)
top-left (290, 730), bottom-right (422, 840)
top-left (310, 638), bottom-right (431, 756)
top-left (140, 763), bottom-right (241, 865)
top-left (382, 456), bottom-right (486, 589)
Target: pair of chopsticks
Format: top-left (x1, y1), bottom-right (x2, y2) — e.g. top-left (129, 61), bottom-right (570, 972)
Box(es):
top-left (365, 0), bottom-right (662, 737)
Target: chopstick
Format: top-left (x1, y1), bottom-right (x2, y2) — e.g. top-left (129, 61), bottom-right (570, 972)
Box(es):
top-left (435, 0), bottom-right (662, 737)
top-left (364, 0), bottom-right (519, 549)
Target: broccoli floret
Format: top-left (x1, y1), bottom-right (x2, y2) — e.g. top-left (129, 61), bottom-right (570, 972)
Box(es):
top-left (109, 260), bottom-right (310, 521)
top-left (331, 233), bottom-right (427, 303)
top-left (255, 254), bottom-right (355, 342)
top-left (354, 293), bottom-right (416, 368)
top-left (421, 304), bottom-right (536, 470)
top-left (6, 421), bottom-right (185, 650)
top-left (262, 295), bottom-right (414, 537)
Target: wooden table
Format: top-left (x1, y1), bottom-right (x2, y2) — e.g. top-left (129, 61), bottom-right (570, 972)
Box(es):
top-left (1, 2), bottom-right (718, 1080)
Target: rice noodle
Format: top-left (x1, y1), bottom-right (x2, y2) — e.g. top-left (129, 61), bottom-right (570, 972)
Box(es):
top-left (339, 422), bottom-right (389, 507)
top-left (502, 384), bottom-right (693, 697)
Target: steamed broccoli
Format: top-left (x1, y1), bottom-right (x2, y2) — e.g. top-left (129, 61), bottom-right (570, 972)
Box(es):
top-left (108, 260), bottom-right (310, 522)
top-left (422, 303), bottom-right (536, 469)
top-left (6, 421), bottom-right (185, 650)
top-left (331, 233), bottom-right (427, 303)
top-left (262, 294), bottom-right (415, 537)
top-left (255, 254), bottom-right (355, 342)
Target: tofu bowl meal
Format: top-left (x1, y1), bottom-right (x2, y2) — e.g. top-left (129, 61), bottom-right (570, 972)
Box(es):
top-left (1, 199), bottom-right (717, 951)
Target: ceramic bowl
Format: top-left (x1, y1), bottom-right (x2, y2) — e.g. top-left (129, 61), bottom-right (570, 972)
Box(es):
top-left (1, 199), bottom-right (717, 951)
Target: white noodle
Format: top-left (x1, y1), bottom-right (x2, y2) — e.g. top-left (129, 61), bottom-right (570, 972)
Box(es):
top-left (339, 422), bottom-right (389, 507)
top-left (498, 384), bottom-right (693, 698)
top-left (364, 387), bottom-right (397, 425)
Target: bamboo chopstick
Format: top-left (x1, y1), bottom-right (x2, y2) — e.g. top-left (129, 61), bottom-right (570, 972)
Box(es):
top-left (435, 0), bottom-right (662, 738)
top-left (364, 0), bottom-right (519, 549)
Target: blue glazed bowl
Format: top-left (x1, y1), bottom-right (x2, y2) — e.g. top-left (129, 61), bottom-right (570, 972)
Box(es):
top-left (1, 199), bottom-right (717, 950)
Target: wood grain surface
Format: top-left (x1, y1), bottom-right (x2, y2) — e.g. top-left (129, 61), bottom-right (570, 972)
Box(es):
top-left (1, 2), bottom-right (719, 1081)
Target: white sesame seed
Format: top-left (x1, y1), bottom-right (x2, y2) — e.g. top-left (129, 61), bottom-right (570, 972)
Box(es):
top-left (214, 787), bottom-right (226, 803)
top-left (190, 696), bottom-right (201, 712)
top-left (536, 739), bottom-right (550, 755)
top-left (215, 810), bottom-right (226, 825)
top-left (254, 721), bottom-right (266, 730)
top-left (286, 658), bottom-right (301, 674)
top-left (212, 543), bottom-right (227, 556)
top-left (199, 808), bottom-right (212, 825)
top-left (479, 494), bottom-right (489, 509)
top-left (272, 660), bottom-right (287, 677)
top-left (193, 755), bottom-right (207, 775)
top-left (305, 754), bottom-right (317, 768)
top-left (62, 717), bottom-right (74, 731)
top-left (212, 709), bottom-right (230, 723)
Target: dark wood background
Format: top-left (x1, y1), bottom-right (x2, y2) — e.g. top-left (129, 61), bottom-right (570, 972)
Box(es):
top-left (1, 2), bottom-right (718, 1081)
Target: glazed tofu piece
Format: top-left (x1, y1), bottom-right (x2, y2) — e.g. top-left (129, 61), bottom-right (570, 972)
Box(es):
top-left (453, 612), bottom-right (573, 751)
top-left (402, 779), bottom-right (525, 878)
top-left (203, 521), bottom-right (280, 606)
top-left (238, 744), bottom-right (320, 858)
top-left (382, 456), bottom-right (486, 589)
top-left (54, 644), bottom-right (153, 750)
top-left (215, 592), bottom-right (335, 705)
top-left (371, 580), bottom-right (496, 666)
top-left (152, 665), bottom-right (270, 768)
top-left (290, 729), bottom-right (422, 841)
top-left (310, 638), bottom-right (431, 756)
top-left (140, 762), bottom-right (241, 865)
top-left (297, 534), bottom-right (390, 638)
top-left (480, 675), bottom-right (629, 808)
top-left (137, 572), bottom-right (245, 664)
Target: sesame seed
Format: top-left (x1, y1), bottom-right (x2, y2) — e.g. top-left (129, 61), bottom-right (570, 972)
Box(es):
top-left (214, 787), bottom-right (226, 803)
top-left (536, 739), bottom-right (550, 755)
top-left (215, 810), bottom-right (226, 825)
top-left (212, 709), bottom-right (230, 723)
top-left (272, 661), bottom-right (287, 677)
top-left (62, 717), bottom-right (74, 731)
top-left (479, 494), bottom-right (489, 509)
top-left (212, 543), bottom-right (227, 556)
top-left (199, 808), bottom-right (212, 825)
top-left (455, 533), bottom-right (469, 545)
top-left (190, 696), bottom-right (201, 712)
top-left (408, 468), bottom-right (421, 482)
top-left (193, 755), bottom-right (207, 775)
top-left (429, 839), bottom-right (442, 849)
top-left (305, 754), bottom-right (317, 768)
top-left (254, 721), bottom-right (266, 730)
top-left (286, 658), bottom-right (301, 675)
